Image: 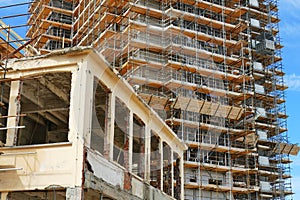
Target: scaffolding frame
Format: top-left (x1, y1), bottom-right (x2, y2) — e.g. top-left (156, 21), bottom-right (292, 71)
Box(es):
top-left (0, 0), bottom-right (297, 199)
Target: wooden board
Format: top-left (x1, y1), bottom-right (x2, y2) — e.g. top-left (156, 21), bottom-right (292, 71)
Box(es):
top-left (229, 106), bottom-right (242, 120)
top-left (200, 101), bottom-right (219, 115)
top-left (279, 143), bottom-right (300, 156)
top-left (173, 96), bottom-right (190, 110)
top-left (186, 98), bottom-right (203, 112)
top-left (149, 95), bottom-right (168, 110)
top-left (215, 105), bottom-right (231, 118)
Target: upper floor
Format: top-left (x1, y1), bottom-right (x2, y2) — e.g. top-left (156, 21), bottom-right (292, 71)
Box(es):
top-left (0, 47), bottom-right (187, 200)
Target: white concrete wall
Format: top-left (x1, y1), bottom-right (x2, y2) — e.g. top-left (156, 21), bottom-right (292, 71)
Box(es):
top-left (0, 143), bottom-right (80, 191)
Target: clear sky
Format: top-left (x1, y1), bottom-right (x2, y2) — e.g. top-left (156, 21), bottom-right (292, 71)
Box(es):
top-left (280, 0), bottom-right (300, 199)
top-left (0, 0), bottom-right (299, 198)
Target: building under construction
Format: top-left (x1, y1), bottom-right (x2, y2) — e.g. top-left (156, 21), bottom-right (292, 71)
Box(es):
top-left (0, 0), bottom-right (299, 199)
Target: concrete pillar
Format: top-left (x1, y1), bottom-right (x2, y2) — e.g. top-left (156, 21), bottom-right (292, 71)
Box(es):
top-left (1, 192), bottom-right (8, 200)
top-left (109, 94), bottom-right (115, 161)
top-left (128, 111), bottom-right (133, 172)
top-left (174, 156), bottom-right (181, 200)
top-left (159, 139), bottom-right (163, 190)
top-left (123, 111), bottom-right (131, 191)
top-left (6, 80), bottom-right (20, 146)
top-left (139, 125), bottom-right (145, 178)
top-left (171, 150), bottom-right (174, 198)
top-left (145, 125), bottom-right (150, 181)
top-left (104, 93), bottom-right (112, 160)
top-left (66, 187), bottom-right (83, 200)
top-left (180, 156), bottom-right (184, 200)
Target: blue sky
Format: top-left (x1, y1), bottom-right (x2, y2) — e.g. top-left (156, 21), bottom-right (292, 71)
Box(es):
top-left (280, 0), bottom-right (300, 198)
top-left (0, 0), bottom-right (299, 198)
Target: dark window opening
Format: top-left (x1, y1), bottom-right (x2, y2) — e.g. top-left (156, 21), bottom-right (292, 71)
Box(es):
top-left (208, 179), bottom-right (222, 185)
top-left (50, 0), bottom-right (73, 10)
top-left (132, 114), bottom-right (145, 178)
top-left (173, 153), bottom-right (181, 200)
top-left (163, 142), bottom-right (172, 196)
top-left (17, 72), bottom-right (71, 145)
top-left (91, 78), bottom-right (110, 155)
top-left (113, 97), bottom-right (129, 167)
top-left (46, 27), bottom-right (71, 38)
top-left (150, 131), bottom-right (161, 189)
top-left (44, 40), bottom-right (71, 50)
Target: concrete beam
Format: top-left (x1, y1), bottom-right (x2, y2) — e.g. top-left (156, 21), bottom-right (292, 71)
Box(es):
top-left (66, 187), bottom-right (82, 200)
top-left (21, 104), bottom-right (68, 114)
top-left (38, 77), bottom-right (69, 104)
top-left (21, 87), bottom-right (45, 108)
top-left (39, 112), bottom-right (62, 126)
top-left (48, 111), bottom-right (68, 123)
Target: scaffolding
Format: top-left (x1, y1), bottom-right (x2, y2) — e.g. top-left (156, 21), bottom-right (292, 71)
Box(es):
top-left (0, 0), bottom-right (298, 199)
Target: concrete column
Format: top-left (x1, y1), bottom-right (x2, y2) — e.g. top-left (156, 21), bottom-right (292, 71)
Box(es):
top-left (174, 156), bottom-right (181, 200)
top-left (180, 156), bottom-right (184, 200)
top-left (123, 111), bottom-right (131, 191)
top-left (144, 125), bottom-right (150, 181)
top-left (128, 111), bottom-right (133, 172)
top-left (159, 139), bottom-right (163, 190)
top-left (171, 150), bottom-right (174, 198)
top-left (109, 94), bottom-right (115, 161)
top-left (66, 187), bottom-right (83, 200)
top-left (139, 124), bottom-right (145, 178)
top-left (123, 111), bottom-right (130, 171)
top-left (104, 93), bottom-right (112, 160)
top-left (6, 80), bottom-right (20, 146)
top-left (1, 192), bottom-right (8, 200)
